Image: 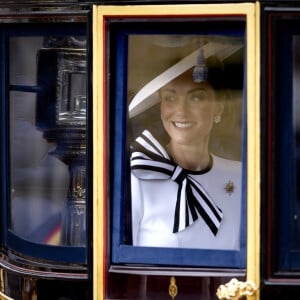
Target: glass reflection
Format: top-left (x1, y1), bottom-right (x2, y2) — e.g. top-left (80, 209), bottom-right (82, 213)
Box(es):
top-left (9, 36), bottom-right (87, 247)
top-left (10, 90), bottom-right (69, 244)
top-left (56, 52), bottom-right (87, 125)
top-left (293, 35), bottom-right (300, 249)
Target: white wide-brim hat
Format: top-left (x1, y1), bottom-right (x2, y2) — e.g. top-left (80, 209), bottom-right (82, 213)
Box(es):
top-left (128, 37), bottom-right (243, 119)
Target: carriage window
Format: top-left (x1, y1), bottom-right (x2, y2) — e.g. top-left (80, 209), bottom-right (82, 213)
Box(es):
top-left (7, 33), bottom-right (87, 262)
top-left (107, 18), bottom-right (247, 269)
top-left (268, 16), bottom-right (300, 273)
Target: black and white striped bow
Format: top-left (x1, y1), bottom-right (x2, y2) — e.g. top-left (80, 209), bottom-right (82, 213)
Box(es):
top-left (130, 130), bottom-right (223, 235)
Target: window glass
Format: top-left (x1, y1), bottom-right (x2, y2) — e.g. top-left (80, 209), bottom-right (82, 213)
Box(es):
top-left (127, 34), bottom-right (244, 250)
top-left (292, 35), bottom-right (300, 249)
top-left (9, 37), bottom-right (43, 86)
top-left (9, 36), bottom-right (87, 247)
top-left (110, 22), bottom-right (247, 268)
top-left (271, 22), bottom-right (300, 272)
top-left (10, 90), bottom-right (69, 245)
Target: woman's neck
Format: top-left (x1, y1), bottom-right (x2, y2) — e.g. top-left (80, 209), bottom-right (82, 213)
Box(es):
top-left (167, 142), bottom-right (210, 171)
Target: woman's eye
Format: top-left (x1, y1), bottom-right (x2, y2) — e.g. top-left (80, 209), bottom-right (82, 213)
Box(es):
top-left (190, 92), bottom-right (208, 102)
top-left (161, 93), bottom-right (176, 102)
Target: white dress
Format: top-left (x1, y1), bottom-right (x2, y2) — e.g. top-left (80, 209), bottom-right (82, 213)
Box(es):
top-left (131, 154), bottom-right (242, 250)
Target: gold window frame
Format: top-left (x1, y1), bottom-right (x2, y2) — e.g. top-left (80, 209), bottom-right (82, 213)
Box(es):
top-left (93, 3), bottom-right (260, 299)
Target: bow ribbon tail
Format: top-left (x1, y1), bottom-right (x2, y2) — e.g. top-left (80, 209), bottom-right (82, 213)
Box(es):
top-left (185, 194), bottom-right (190, 229)
top-left (173, 179), bottom-right (189, 233)
top-left (189, 195), bottom-right (219, 236)
top-left (188, 179), bottom-right (223, 236)
top-left (172, 183), bottom-right (182, 233)
top-left (185, 183), bottom-right (199, 222)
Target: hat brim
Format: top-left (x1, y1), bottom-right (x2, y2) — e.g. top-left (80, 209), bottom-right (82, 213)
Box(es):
top-left (128, 41), bottom-right (243, 119)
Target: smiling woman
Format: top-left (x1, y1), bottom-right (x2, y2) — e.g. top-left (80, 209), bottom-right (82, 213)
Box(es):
top-left (160, 68), bottom-right (224, 171)
top-left (128, 35), bottom-right (243, 250)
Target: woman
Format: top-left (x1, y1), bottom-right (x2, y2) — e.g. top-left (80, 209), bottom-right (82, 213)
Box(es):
top-left (129, 49), bottom-right (242, 250)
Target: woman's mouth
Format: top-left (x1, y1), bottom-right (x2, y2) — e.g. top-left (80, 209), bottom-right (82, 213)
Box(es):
top-left (173, 122), bottom-right (193, 128)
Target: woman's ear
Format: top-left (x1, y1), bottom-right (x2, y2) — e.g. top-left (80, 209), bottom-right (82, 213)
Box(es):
top-left (215, 94), bottom-right (225, 116)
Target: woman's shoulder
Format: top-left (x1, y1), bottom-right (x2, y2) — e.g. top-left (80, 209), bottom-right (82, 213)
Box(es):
top-left (211, 154), bottom-right (242, 174)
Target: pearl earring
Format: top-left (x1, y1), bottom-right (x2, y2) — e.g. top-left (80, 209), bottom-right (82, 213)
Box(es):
top-left (214, 115), bottom-right (221, 124)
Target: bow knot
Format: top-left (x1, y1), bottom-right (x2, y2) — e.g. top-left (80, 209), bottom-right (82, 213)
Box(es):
top-left (171, 166), bottom-right (186, 184)
top-left (131, 130), bottom-right (223, 236)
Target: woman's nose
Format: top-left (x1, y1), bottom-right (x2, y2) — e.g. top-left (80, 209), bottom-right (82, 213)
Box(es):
top-left (175, 98), bottom-right (189, 114)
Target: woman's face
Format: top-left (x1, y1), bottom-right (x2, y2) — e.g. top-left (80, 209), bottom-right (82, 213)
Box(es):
top-left (160, 70), bottom-right (224, 147)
